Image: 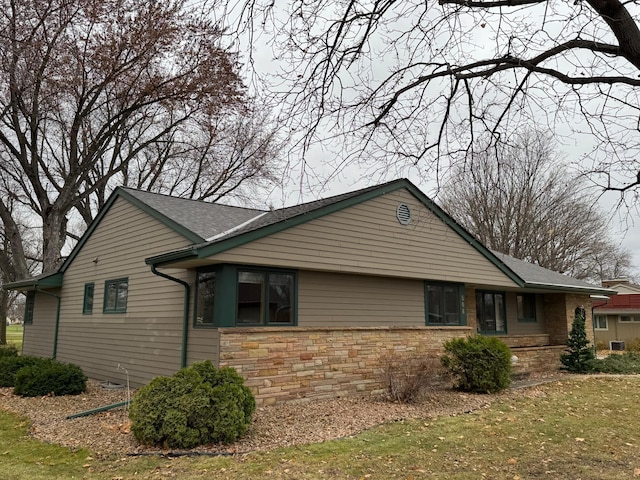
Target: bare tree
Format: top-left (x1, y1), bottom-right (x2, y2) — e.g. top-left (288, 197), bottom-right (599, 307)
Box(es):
top-left (0, 0), bottom-right (282, 273)
top-left (223, 0), bottom-right (640, 203)
top-left (438, 131), bottom-right (635, 283)
top-left (0, 0), bottom-right (284, 343)
top-left (0, 179), bottom-right (40, 343)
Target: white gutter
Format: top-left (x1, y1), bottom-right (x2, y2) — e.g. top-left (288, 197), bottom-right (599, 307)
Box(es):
top-left (205, 212), bottom-right (269, 242)
top-left (524, 281), bottom-right (616, 295)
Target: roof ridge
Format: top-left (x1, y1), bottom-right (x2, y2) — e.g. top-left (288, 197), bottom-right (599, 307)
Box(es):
top-left (119, 186), bottom-right (267, 213)
top-left (280, 178), bottom-right (403, 208)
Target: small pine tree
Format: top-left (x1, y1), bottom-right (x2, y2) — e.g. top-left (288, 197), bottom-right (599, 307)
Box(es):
top-left (560, 307), bottom-right (595, 373)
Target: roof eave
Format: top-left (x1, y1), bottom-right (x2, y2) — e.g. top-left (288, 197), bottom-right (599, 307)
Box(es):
top-left (593, 308), bottom-right (640, 314)
top-left (145, 247), bottom-right (199, 267)
top-left (524, 281), bottom-right (616, 296)
top-left (3, 272), bottom-right (63, 291)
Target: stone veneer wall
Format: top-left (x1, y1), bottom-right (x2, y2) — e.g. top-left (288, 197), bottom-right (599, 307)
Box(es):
top-left (218, 326), bottom-right (472, 405)
top-left (510, 346), bottom-right (566, 376)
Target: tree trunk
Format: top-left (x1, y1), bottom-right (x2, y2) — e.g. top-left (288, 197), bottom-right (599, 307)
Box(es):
top-left (0, 287), bottom-right (7, 345)
top-left (41, 209), bottom-right (68, 273)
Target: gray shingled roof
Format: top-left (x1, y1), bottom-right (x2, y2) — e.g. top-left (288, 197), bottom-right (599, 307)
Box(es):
top-left (130, 181), bottom-right (611, 294)
top-left (208, 181), bottom-right (393, 244)
top-left (122, 188), bottom-right (265, 241)
top-left (491, 251), bottom-right (604, 290)
top-left (4, 179), bottom-right (614, 297)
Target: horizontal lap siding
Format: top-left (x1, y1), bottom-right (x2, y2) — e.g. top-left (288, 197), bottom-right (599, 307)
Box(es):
top-left (22, 290), bottom-right (59, 358)
top-left (55, 197), bottom-right (192, 387)
top-left (298, 271), bottom-right (425, 327)
top-left (186, 328), bottom-right (220, 366)
top-left (504, 293), bottom-right (547, 335)
top-left (595, 318), bottom-right (640, 346)
top-left (214, 189), bottom-right (517, 287)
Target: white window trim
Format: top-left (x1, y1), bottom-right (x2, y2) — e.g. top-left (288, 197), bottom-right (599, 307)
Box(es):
top-left (594, 314), bottom-right (608, 331)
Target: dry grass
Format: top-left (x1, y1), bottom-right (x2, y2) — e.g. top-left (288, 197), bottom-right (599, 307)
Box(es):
top-left (2, 375), bottom-right (640, 479)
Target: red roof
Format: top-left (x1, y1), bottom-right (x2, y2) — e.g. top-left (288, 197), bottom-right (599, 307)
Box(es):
top-left (593, 293), bottom-right (640, 311)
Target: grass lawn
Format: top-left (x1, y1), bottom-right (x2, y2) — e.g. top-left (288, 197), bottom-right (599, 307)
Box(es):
top-left (6, 324), bottom-right (23, 352)
top-left (2, 376), bottom-right (640, 479)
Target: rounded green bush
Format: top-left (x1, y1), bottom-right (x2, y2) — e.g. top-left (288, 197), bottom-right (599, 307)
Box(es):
top-left (441, 335), bottom-right (512, 393)
top-left (0, 344), bottom-right (18, 359)
top-left (13, 360), bottom-right (87, 396)
top-left (129, 360), bottom-right (256, 449)
top-left (0, 355), bottom-right (49, 388)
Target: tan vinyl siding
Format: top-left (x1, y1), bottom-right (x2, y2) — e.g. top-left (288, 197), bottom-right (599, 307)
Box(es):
top-left (186, 330), bottom-right (220, 366)
top-left (22, 290), bottom-right (59, 358)
top-left (54, 197), bottom-right (193, 387)
top-left (298, 270), bottom-right (426, 327)
top-left (213, 189), bottom-right (517, 287)
top-left (505, 293), bottom-right (547, 335)
top-left (594, 316), bottom-right (640, 346)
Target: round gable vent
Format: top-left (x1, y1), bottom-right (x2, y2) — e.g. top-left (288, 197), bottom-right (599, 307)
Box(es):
top-left (396, 203), bottom-right (411, 225)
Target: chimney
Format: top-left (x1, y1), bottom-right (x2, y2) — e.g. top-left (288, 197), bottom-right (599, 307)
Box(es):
top-left (602, 278), bottom-right (630, 289)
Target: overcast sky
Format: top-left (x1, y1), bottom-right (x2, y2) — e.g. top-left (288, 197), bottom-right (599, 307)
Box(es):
top-left (237, 3), bottom-right (640, 280)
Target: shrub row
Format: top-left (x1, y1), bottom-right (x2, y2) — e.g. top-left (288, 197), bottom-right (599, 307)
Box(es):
top-left (0, 355), bottom-right (87, 396)
top-left (589, 352), bottom-right (640, 374)
top-left (0, 344), bottom-right (18, 359)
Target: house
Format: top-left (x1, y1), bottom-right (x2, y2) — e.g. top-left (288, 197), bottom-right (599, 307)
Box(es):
top-left (3, 179), bottom-right (613, 405)
top-left (592, 280), bottom-right (640, 350)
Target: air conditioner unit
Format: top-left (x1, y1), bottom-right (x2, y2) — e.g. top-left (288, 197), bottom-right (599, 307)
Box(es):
top-left (610, 341), bottom-right (625, 351)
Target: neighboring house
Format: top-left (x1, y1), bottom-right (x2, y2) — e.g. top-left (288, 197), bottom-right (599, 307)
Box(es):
top-left (593, 280), bottom-right (640, 349)
top-left (3, 179), bottom-right (613, 405)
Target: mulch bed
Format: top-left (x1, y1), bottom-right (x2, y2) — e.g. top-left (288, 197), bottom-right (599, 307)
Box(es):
top-left (0, 376), bottom-right (562, 459)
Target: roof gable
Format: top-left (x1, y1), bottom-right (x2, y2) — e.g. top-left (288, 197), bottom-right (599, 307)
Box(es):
top-left (146, 179), bottom-right (524, 286)
top-left (608, 283), bottom-right (640, 294)
top-left (60, 187), bottom-right (262, 274)
top-left (4, 178), bottom-right (614, 296)
top-left (122, 188), bottom-right (265, 241)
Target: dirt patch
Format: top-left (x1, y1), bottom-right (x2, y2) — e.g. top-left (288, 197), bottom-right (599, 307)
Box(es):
top-left (0, 375), bottom-right (563, 459)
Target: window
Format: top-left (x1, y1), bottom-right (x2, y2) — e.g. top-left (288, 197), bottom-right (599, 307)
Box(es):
top-left (476, 291), bottom-right (506, 334)
top-left (425, 282), bottom-right (466, 326)
top-left (24, 291), bottom-right (35, 325)
top-left (620, 315), bottom-right (638, 323)
top-left (195, 271), bottom-right (216, 326)
top-left (516, 293), bottom-right (536, 322)
top-left (103, 278), bottom-right (128, 313)
top-left (83, 283), bottom-right (95, 314)
top-left (237, 270), bottom-right (295, 326)
top-left (594, 314), bottom-right (608, 330)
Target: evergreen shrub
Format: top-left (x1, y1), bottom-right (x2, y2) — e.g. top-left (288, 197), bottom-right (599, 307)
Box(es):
top-left (129, 360), bottom-right (255, 449)
top-left (0, 355), bottom-right (48, 387)
top-left (13, 360), bottom-right (87, 396)
top-left (0, 344), bottom-right (18, 359)
top-left (441, 335), bottom-right (512, 393)
top-left (589, 352), bottom-right (640, 374)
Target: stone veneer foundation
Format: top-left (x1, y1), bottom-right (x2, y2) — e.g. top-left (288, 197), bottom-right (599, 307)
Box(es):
top-left (218, 326), bottom-right (565, 405)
